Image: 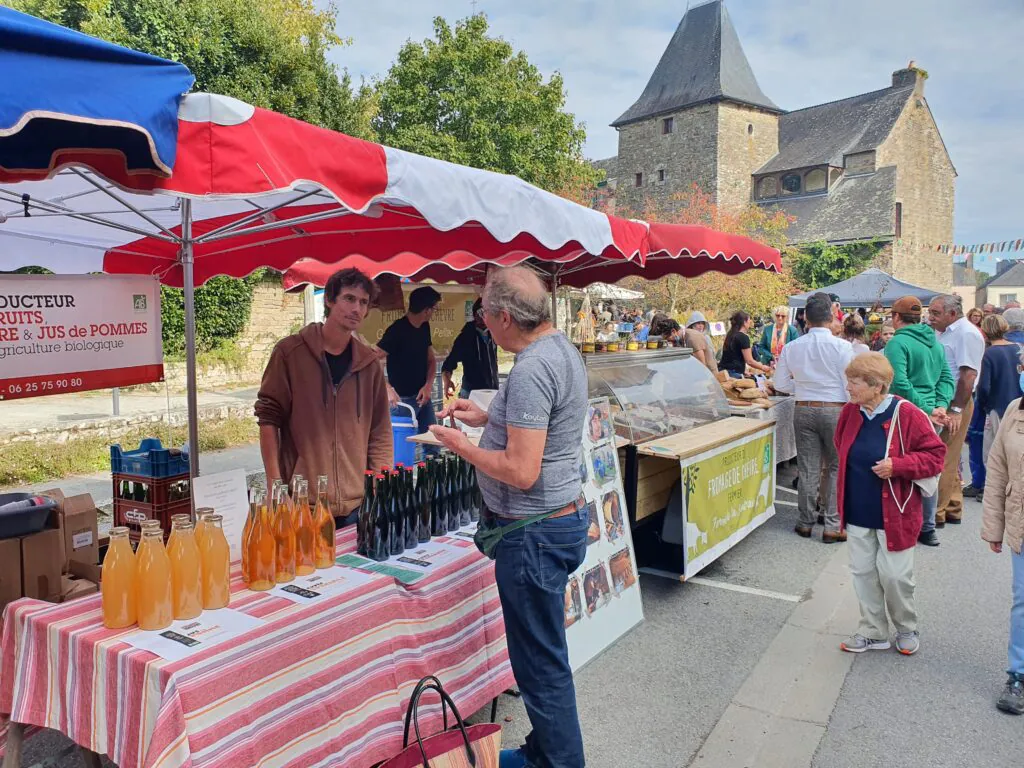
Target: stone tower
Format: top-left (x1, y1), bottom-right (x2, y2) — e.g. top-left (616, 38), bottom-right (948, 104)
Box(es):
top-left (611, 0), bottom-right (781, 215)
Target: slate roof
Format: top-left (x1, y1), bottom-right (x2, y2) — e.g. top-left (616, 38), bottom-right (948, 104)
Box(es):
top-left (611, 0), bottom-right (779, 128)
top-left (757, 165), bottom-right (897, 244)
top-left (756, 86), bottom-right (913, 174)
top-left (984, 261), bottom-right (1024, 288)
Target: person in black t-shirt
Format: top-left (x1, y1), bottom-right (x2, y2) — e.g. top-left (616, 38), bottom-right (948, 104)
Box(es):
top-left (377, 286), bottom-right (443, 455)
top-left (442, 297), bottom-right (499, 398)
top-left (719, 311), bottom-right (772, 379)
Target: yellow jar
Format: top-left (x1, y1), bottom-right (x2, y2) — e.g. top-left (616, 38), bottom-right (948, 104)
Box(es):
top-left (607, 342), bottom-right (619, 352)
top-left (627, 341), bottom-right (639, 351)
top-left (582, 342), bottom-right (595, 353)
top-left (647, 340), bottom-right (659, 350)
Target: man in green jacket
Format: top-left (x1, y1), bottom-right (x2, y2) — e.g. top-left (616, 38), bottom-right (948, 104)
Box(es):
top-left (884, 295), bottom-right (955, 546)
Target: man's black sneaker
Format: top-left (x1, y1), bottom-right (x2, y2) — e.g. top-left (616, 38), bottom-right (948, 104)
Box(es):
top-left (963, 485), bottom-right (983, 498)
top-left (997, 674), bottom-right (1024, 715)
top-left (917, 530), bottom-right (940, 547)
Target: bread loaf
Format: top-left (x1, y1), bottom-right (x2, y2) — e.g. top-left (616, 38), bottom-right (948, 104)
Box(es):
top-left (733, 378), bottom-right (756, 390)
top-left (739, 388), bottom-right (763, 400)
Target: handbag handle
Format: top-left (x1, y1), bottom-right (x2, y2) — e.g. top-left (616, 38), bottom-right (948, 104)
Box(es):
top-left (402, 676), bottom-right (449, 748)
top-left (408, 680), bottom-right (477, 768)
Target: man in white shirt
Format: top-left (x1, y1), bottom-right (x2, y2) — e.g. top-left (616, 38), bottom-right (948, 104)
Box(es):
top-left (774, 293), bottom-right (856, 543)
top-left (928, 294), bottom-right (985, 525)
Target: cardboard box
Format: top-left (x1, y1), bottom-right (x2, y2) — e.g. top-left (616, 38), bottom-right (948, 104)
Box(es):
top-left (0, 538), bottom-right (23, 612)
top-left (60, 574), bottom-right (99, 603)
top-left (68, 560), bottom-right (102, 584)
top-left (61, 494), bottom-right (99, 570)
top-left (21, 528), bottom-right (63, 601)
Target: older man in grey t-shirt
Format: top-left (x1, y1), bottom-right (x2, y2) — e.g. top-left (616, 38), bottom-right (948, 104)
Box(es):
top-left (431, 266), bottom-right (589, 768)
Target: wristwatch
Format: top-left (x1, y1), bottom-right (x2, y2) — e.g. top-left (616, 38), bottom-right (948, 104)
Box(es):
top-left (950, 406), bottom-right (963, 414)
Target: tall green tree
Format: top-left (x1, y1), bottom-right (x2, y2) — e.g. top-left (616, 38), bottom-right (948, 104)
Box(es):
top-left (374, 14), bottom-right (597, 192)
top-left (10, 0), bottom-right (375, 136)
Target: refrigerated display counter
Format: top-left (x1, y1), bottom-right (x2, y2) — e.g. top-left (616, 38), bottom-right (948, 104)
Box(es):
top-left (584, 348), bottom-right (777, 580)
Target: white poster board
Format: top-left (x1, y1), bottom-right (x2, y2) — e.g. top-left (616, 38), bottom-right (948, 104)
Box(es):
top-left (0, 274), bottom-right (163, 399)
top-left (192, 470), bottom-right (250, 562)
top-left (564, 397), bottom-right (644, 672)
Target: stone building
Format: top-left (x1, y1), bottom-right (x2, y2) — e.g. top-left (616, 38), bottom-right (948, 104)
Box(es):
top-left (594, 0), bottom-right (956, 291)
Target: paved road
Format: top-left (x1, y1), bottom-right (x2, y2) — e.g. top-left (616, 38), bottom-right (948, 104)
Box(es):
top-left (15, 458), bottom-right (1020, 767)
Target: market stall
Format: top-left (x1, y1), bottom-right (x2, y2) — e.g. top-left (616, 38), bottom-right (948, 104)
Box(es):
top-left (584, 347), bottom-right (777, 580)
top-left (788, 267), bottom-right (941, 309)
top-left (0, 526), bottom-right (513, 768)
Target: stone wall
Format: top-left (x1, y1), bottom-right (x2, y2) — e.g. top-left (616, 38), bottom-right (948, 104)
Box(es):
top-left (141, 279), bottom-right (306, 392)
top-left (716, 104), bottom-right (780, 213)
top-left (877, 96), bottom-right (955, 292)
top-left (613, 104), bottom-right (718, 215)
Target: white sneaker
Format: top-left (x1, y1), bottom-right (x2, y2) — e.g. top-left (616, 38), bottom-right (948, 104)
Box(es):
top-left (840, 634), bottom-right (891, 653)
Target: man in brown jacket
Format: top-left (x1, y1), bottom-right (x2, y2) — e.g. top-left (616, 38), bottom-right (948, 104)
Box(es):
top-left (255, 268), bottom-right (393, 524)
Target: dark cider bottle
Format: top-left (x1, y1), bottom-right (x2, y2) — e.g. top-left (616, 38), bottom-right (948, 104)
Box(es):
top-left (416, 462), bottom-right (432, 542)
top-left (469, 464), bottom-right (482, 523)
top-left (458, 456), bottom-right (473, 527)
top-left (431, 457), bottom-right (448, 536)
top-left (403, 467), bottom-right (418, 549)
top-left (356, 471), bottom-right (374, 557)
top-left (446, 455), bottom-right (460, 533)
top-left (369, 474), bottom-right (389, 561)
top-left (389, 470), bottom-right (405, 556)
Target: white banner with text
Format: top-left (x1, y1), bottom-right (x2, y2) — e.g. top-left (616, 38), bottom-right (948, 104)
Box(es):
top-left (0, 274), bottom-right (163, 400)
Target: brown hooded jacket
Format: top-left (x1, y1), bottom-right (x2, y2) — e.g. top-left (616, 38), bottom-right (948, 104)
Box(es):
top-left (255, 323), bottom-right (392, 516)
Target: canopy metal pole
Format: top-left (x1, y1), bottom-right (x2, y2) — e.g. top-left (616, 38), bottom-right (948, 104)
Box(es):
top-left (550, 271), bottom-right (558, 330)
top-left (180, 199), bottom-right (201, 483)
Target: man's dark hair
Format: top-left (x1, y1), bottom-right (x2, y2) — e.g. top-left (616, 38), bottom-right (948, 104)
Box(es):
top-left (472, 297), bottom-right (483, 315)
top-left (323, 268), bottom-right (377, 318)
top-left (651, 316), bottom-right (680, 337)
top-left (805, 293), bottom-right (832, 325)
top-left (409, 286), bottom-right (442, 314)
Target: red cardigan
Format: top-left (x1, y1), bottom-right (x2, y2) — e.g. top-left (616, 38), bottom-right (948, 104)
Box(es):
top-left (834, 397), bottom-right (946, 551)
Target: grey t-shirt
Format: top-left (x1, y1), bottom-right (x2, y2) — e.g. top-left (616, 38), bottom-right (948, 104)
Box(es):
top-left (478, 331), bottom-right (587, 518)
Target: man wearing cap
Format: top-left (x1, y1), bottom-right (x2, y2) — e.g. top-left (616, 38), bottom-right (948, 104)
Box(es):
top-left (774, 292), bottom-right (855, 542)
top-left (884, 296), bottom-right (955, 546)
top-left (928, 294), bottom-right (985, 526)
top-left (378, 285), bottom-right (443, 454)
top-left (684, 311), bottom-right (718, 373)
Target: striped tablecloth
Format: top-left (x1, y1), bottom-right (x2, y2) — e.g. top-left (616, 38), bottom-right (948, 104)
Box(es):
top-left (0, 527), bottom-right (513, 768)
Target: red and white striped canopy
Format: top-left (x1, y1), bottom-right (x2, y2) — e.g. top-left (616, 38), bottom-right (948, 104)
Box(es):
top-left (0, 93), bottom-right (648, 285)
top-left (281, 222), bottom-right (782, 290)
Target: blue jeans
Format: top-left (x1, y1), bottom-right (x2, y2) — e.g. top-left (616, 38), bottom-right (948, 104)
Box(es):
top-left (921, 492), bottom-right (937, 535)
top-left (967, 401), bottom-right (986, 489)
top-left (495, 507), bottom-right (588, 768)
top-left (1010, 549), bottom-right (1024, 676)
top-left (392, 396), bottom-right (439, 457)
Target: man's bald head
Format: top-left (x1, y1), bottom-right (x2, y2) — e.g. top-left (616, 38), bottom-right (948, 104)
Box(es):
top-left (483, 266), bottom-right (551, 331)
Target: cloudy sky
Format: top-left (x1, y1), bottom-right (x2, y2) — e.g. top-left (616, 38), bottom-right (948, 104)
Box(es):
top-left (328, 0), bottom-right (1023, 272)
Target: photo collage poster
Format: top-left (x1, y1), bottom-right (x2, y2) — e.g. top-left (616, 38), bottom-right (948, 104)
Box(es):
top-left (565, 397), bottom-right (645, 672)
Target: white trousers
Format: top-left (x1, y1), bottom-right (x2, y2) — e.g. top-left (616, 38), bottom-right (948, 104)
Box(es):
top-left (847, 524), bottom-right (917, 638)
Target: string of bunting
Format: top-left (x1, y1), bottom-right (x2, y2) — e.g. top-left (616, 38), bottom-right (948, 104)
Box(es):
top-left (929, 239), bottom-right (1024, 256)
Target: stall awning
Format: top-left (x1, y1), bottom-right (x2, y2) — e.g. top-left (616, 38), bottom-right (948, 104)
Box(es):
top-left (788, 268), bottom-right (941, 309)
top-left (0, 7), bottom-right (194, 180)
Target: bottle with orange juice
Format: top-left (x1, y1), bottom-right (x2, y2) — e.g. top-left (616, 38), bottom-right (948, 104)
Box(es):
top-left (200, 514), bottom-right (231, 609)
top-left (102, 526), bottom-right (137, 629)
top-left (313, 475), bottom-right (336, 569)
top-left (195, 507), bottom-right (214, 551)
top-left (241, 490), bottom-right (260, 584)
top-left (294, 479), bottom-right (316, 576)
top-left (168, 519), bottom-right (203, 620)
top-left (248, 491), bottom-right (276, 591)
top-left (274, 486), bottom-right (297, 583)
top-left (136, 526), bottom-right (173, 631)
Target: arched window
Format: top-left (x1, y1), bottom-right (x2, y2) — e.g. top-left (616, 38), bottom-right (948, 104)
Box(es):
top-left (757, 176), bottom-right (778, 199)
top-left (805, 168), bottom-right (826, 192)
top-left (781, 173), bottom-right (801, 195)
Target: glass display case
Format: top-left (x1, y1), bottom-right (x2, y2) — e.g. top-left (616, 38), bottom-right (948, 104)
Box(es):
top-left (584, 348), bottom-right (731, 445)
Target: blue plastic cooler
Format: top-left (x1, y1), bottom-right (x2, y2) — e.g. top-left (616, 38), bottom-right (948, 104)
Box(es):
top-left (391, 401), bottom-right (419, 466)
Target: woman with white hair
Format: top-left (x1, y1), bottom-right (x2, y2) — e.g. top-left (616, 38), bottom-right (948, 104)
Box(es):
top-left (756, 305), bottom-right (800, 365)
top-left (981, 346), bottom-right (1024, 714)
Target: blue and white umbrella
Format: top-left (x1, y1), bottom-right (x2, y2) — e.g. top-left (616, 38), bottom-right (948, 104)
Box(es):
top-left (0, 7), bottom-right (194, 181)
